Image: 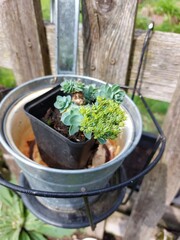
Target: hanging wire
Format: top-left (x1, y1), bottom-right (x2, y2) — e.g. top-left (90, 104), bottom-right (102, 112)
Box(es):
top-left (131, 22), bottom-right (154, 100)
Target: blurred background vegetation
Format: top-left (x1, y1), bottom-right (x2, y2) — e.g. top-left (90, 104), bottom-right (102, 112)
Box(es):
top-left (1, 0), bottom-right (180, 132)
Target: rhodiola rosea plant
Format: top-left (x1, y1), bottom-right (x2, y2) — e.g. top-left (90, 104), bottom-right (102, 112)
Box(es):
top-left (49, 79), bottom-right (127, 144)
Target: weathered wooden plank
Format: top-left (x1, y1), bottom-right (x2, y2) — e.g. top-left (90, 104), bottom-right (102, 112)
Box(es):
top-left (45, 23), bottom-right (56, 75)
top-left (119, 189), bottom-right (180, 232)
top-left (85, 221), bottom-right (105, 240)
top-left (128, 30), bottom-right (180, 102)
top-left (81, 0), bottom-right (138, 85)
top-left (159, 205), bottom-right (180, 231)
top-left (105, 211), bottom-right (176, 239)
top-left (1, 23), bottom-right (180, 102)
top-left (124, 78), bottom-right (180, 240)
top-left (44, 25), bottom-right (180, 102)
top-left (0, 30), bottom-right (12, 69)
top-left (0, 0), bottom-right (51, 85)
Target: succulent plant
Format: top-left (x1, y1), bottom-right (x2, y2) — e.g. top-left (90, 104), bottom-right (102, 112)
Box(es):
top-left (83, 84), bottom-right (97, 103)
top-left (61, 105), bottom-right (83, 136)
top-left (54, 95), bottom-right (72, 112)
top-left (97, 83), bottom-right (125, 104)
top-left (60, 79), bottom-right (85, 94)
top-left (0, 186), bottom-right (75, 240)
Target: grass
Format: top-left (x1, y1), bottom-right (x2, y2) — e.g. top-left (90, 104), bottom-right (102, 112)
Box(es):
top-left (155, 19), bottom-right (180, 33)
top-left (0, 67), bottom-right (16, 88)
top-left (134, 96), bottom-right (169, 133)
top-left (136, 0), bottom-right (180, 33)
top-left (155, 0), bottom-right (180, 17)
top-left (41, 0), bottom-right (50, 21)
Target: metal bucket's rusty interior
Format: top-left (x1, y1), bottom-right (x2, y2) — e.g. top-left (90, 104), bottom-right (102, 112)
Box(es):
top-left (18, 128), bottom-right (122, 168)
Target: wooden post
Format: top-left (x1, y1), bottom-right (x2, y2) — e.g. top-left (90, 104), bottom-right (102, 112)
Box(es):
top-left (124, 78), bottom-right (180, 240)
top-left (0, 0), bottom-right (51, 85)
top-left (82, 0), bottom-right (138, 85)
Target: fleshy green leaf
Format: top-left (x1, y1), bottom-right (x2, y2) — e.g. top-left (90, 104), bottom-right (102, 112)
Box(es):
top-left (60, 79), bottom-right (85, 93)
top-left (19, 230), bottom-right (31, 240)
top-left (24, 211), bottom-right (75, 239)
top-left (54, 95), bottom-right (72, 112)
top-left (0, 186), bottom-right (13, 206)
top-left (97, 138), bottom-right (106, 144)
top-left (69, 125), bottom-right (79, 135)
top-left (34, 225), bottom-right (76, 238)
top-left (62, 114), bottom-right (71, 125)
top-left (0, 229), bottom-right (20, 240)
top-left (0, 187), bottom-right (77, 240)
top-left (70, 115), bottom-right (83, 125)
top-left (28, 231), bottom-right (46, 240)
top-left (84, 132), bottom-right (92, 139)
top-left (9, 229), bottom-right (21, 240)
top-left (24, 211), bottom-right (45, 232)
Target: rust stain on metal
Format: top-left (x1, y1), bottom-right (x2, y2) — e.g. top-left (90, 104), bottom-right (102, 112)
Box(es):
top-left (19, 127), bottom-right (121, 169)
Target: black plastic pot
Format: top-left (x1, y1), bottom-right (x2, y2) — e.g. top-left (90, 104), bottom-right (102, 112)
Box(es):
top-left (24, 85), bottom-right (98, 169)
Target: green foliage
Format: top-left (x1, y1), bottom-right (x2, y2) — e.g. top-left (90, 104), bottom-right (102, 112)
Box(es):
top-left (136, 0), bottom-right (180, 33)
top-left (155, 20), bottom-right (180, 33)
top-left (97, 84), bottom-right (125, 104)
top-left (0, 68), bottom-right (16, 88)
top-left (61, 105), bottom-right (83, 135)
top-left (0, 186), bottom-right (75, 240)
top-left (54, 95), bottom-right (71, 112)
top-left (135, 14), bottom-right (150, 30)
top-left (40, 0), bottom-right (50, 21)
top-left (83, 84), bottom-right (97, 103)
top-left (80, 97), bottom-right (127, 144)
top-left (60, 79), bottom-right (85, 93)
top-left (155, 0), bottom-right (180, 18)
top-left (134, 96), bottom-right (169, 133)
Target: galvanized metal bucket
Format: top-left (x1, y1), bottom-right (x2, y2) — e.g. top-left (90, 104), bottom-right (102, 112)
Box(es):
top-left (0, 75), bottom-right (142, 210)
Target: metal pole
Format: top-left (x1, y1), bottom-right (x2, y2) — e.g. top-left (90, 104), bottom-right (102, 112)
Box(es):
top-left (51, 0), bottom-right (80, 74)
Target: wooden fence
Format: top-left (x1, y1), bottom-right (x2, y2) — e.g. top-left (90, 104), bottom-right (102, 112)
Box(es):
top-left (0, 0), bottom-right (179, 239)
